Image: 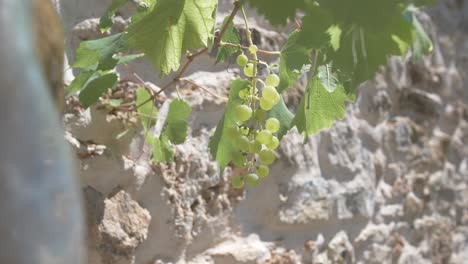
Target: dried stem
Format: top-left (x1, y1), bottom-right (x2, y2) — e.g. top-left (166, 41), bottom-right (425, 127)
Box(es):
top-left (181, 79), bottom-right (228, 101)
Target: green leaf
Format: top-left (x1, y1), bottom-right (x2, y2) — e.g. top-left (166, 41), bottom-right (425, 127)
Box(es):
top-left (108, 99), bottom-right (123, 107)
top-left (126, 0), bottom-right (217, 75)
top-left (136, 87), bottom-right (158, 131)
top-left (317, 64), bottom-right (340, 93)
top-left (131, 0), bottom-right (158, 24)
top-left (209, 79), bottom-right (249, 171)
top-left (145, 99), bottom-right (191, 163)
top-left (152, 134), bottom-right (175, 162)
top-left (297, 9), bottom-right (333, 48)
top-left (114, 53), bottom-right (145, 65)
top-left (244, 0), bottom-right (305, 25)
top-left (277, 30), bottom-right (311, 93)
top-left (66, 70), bottom-right (94, 94)
top-left (311, 1), bottom-right (426, 93)
top-left (315, 0), bottom-right (406, 33)
top-left (78, 73), bottom-right (118, 108)
top-left (268, 97), bottom-right (294, 140)
top-left (404, 6), bottom-right (433, 60)
top-left (327, 22), bottom-right (411, 93)
top-left (164, 99), bottom-right (191, 144)
top-left (165, 120), bottom-right (188, 144)
top-left (166, 99), bottom-right (191, 122)
top-left (100, 0), bottom-right (127, 32)
top-left (293, 75), bottom-right (355, 135)
top-left (411, 0), bottom-right (436, 6)
top-left (328, 25), bottom-right (342, 51)
top-left (215, 16), bottom-right (240, 64)
top-left (72, 33), bottom-right (128, 70)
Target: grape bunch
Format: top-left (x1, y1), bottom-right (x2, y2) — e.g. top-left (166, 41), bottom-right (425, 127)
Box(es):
top-left (230, 45), bottom-right (282, 189)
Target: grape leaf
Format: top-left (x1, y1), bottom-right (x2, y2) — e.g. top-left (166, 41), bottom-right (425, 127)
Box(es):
top-left (136, 87), bottom-right (158, 131)
top-left (100, 0), bottom-right (127, 32)
top-left (244, 0), bottom-right (305, 25)
top-left (268, 97), bottom-right (294, 140)
top-left (209, 79), bottom-right (249, 171)
top-left (326, 21), bottom-right (412, 93)
top-left (293, 75), bottom-right (355, 135)
top-left (108, 99), bottom-right (123, 107)
top-left (148, 99), bottom-right (191, 162)
top-left (297, 9), bottom-right (333, 49)
top-left (151, 134), bottom-right (175, 162)
top-left (72, 33), bottom-right (128, 71)
top-left (275, 9), bottom-right (333, 93)
top-left (130, 0), bottom-right (158, 24)
top-left (215, 16), bottom-right (240, 64)
top-left (328, 26), bottom-right (342, 51)
top-left (277, 30), bottom-right (311, 93)
top-left (66, 70), bottom-right (95, 95)
top-left (126, 0), bottom-right (217, 75)
top-left (404, 6), bottom-right (433, 60)
top-left (310, 1), bottom-right (432, 93)
top-left (315, 0), bottom-right (406, 33)
top-left (412, 0), bottom-right (436, 5)
top-left (114, 53), bottom-right (145, 65)
top-left (78, 73), bottom-right (118, 108)
top-left (164, 99), bottom-right (191, 144)
top-left (317, 64), bottom-right (340, 93)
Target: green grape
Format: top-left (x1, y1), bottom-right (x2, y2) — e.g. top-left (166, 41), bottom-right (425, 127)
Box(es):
top-left (259, 149), bottom-right (275, 165)
top-left (257, 165), bottom-right (269, 178)
top-left (265, 74), bottom-right (280, 87)
top-left (240, 126), bottom-right (250, 136)
top-left (262, 86), bottom-right (280, 103)
top-left (235, 104), bottom-right (252, 122)
top-left (249, 140), bottom-right (262, 153)
top-left (232, 151), bottom-right (246, 167)
top-left (238, 135), bottom-right (250, 152)
top-left (232, 175), bottom-right (244, 189)
top-left (236, 54), bottom-right (248, 67)
top-left (245, 85), bottom-right (257, 95)
top-left (272, 94), bottom-right (280, 105)
top-left (254, 109), bottom-right (266, 121)
top-left (266, 136), bottom-right (279, 150)
top-left (238, 89), bottom-right (249, 99)
top-left (246, 173), bottom-right (260, 187)
top-left (256, 130), bottom-right (272, 145)
top-left (265, 118), bottom-right (280, 133)
top-left (249, 45), bottom-right (258, 54)
top-left (259, 97), bottom-right (274, 110)
top-left (244, 63), bottom-right (254, 77)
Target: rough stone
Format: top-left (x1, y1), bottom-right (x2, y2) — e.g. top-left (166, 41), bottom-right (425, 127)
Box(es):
top-left (327, 231), bottom-right (354, 264)
top-left (98, 190), bottom-right (151, 264)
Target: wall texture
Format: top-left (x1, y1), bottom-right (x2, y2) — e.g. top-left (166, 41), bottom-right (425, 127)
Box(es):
top-left (59, 0), bottom-right (468, 263)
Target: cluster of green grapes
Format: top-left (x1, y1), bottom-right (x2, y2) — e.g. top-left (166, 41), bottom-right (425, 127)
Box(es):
top-left (230, 45), bottom-right (281, 189)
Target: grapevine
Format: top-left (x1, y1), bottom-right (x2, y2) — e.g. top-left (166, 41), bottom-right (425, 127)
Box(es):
top-left (68, 0), bottom-right (434, 188)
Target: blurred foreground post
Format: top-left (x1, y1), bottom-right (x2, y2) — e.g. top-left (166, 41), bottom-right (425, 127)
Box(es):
top-left (0, 0), bottom-right (84, 263)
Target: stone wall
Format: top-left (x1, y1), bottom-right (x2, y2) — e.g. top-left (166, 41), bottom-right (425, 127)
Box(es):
top-left (59, 0), bottom-right (468, 263)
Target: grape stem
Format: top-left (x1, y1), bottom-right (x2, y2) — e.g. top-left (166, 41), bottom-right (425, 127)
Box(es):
top-left (240, 4), bottom-right (260, 172)
top-left (219, 41), bottom-right (280, 55)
